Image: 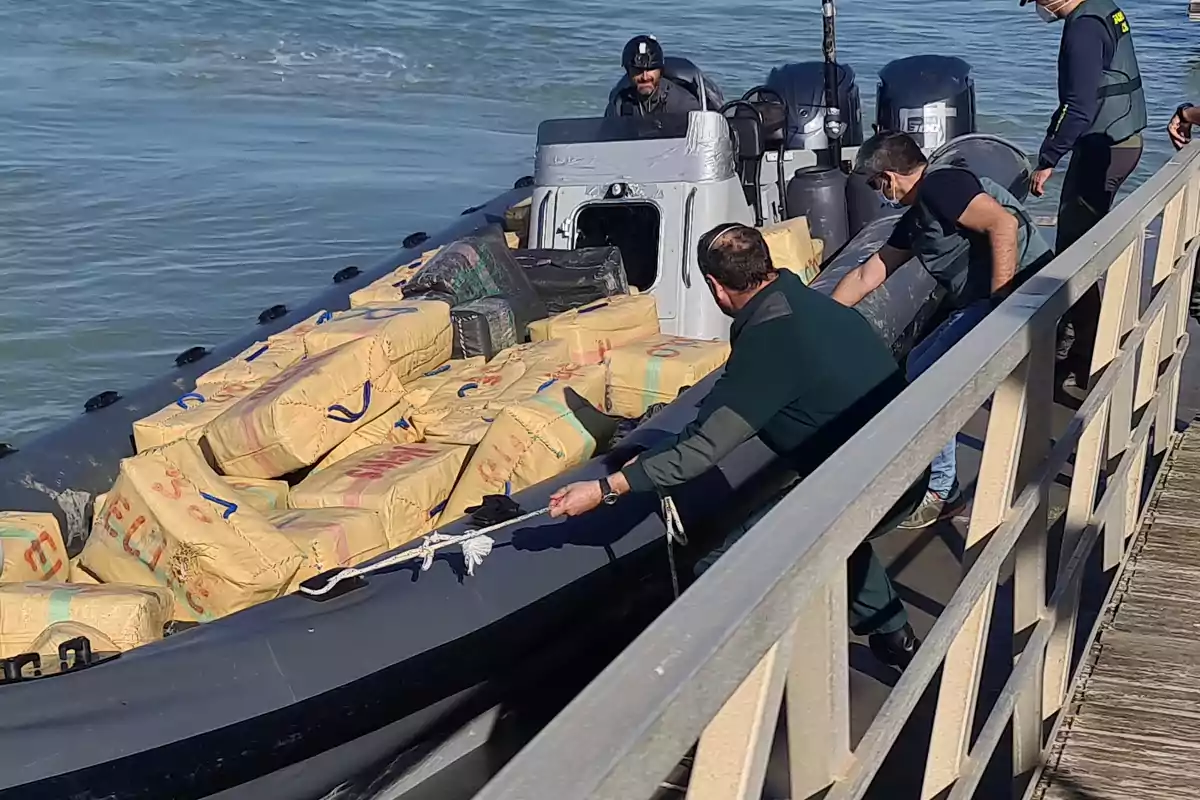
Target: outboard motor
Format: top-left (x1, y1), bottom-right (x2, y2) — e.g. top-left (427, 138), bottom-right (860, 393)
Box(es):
top-left (875, 55), bottom-right (977, 151)
top-left (764, 61), bottom-right (864, 151)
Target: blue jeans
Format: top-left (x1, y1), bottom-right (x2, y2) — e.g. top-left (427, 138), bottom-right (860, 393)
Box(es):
top-left (906, 300), bottom-right (993, 499)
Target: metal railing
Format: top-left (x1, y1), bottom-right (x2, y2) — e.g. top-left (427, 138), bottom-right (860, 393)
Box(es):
top-left (472, 142), bottom-right (1200, 800)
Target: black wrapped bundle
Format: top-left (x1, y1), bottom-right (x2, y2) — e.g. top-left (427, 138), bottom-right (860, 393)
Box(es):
top-left (512, 247), bottom-right (629, 315)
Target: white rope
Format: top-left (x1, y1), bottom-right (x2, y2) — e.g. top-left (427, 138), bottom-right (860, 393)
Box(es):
top-left (299, 506), bottom-right (549, 597)
top-left (662, 495), bottom-right (687, 598)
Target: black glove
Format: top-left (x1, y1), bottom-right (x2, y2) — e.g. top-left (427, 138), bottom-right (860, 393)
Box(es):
top-left (464, 494), bottom-right (524, 526)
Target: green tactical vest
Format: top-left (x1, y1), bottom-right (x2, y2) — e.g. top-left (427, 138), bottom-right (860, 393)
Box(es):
top-left (1065, 0), bottom-right (1147, 143)
top-left (907, 164), bottom-right (1053, 310)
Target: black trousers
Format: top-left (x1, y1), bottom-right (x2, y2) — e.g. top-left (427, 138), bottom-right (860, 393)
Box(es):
top-left (1055, 134), bottom-right (1143, 374)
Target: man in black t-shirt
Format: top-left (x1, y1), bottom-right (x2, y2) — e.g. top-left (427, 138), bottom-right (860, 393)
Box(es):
top-left (833, 132), bottom-right (1052, 529)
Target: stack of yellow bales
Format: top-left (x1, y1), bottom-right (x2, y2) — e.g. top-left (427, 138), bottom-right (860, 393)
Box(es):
top-left (441, 382), bottom-right (615, 521)
top-left (527, 294), bottom-right (660, 364)
top-left (78, 439), bottom-right (306, 621)
top-left (757, 217), bottom-right (824, 285)
top-left (410, 346), bottom-right (606, 447)
top-left (0, 511), bottom-right (175, 663)
top-left (204, 301), bottom-right (452, 478)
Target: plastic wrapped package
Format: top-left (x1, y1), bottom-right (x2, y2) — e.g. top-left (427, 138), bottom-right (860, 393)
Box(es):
top-left (758, 217), bottom-right (824, 285)
top-left (513, 247), bottom-right (630, 314)
top-left (224, 477), bottom-right (290, 515)
top-left (400, 357), bottom-right (488, 409)
top-left (193, 338), bottom-right (307, 390)
top-left (401, 232), bottom-right (547, 333)
top-left (348, 248), bottom-right (442, 308)
top-left (450, 297), bottom-right (519, 360)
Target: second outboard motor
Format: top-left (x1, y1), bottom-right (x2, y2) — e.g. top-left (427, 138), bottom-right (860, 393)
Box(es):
top-left (875, 55), bottom-right (976, 151)
top-left (787, 166), bottom-right (850, 258)
top-left (764, 61), bottom-right (864, 151)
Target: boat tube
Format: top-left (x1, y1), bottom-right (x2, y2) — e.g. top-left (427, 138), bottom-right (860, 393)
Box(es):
top-left (0, 68), bottom-right (1033, 800)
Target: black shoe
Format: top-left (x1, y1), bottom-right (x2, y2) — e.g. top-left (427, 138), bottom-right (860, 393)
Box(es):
top-left (868, 623), bottom-right (920, 671)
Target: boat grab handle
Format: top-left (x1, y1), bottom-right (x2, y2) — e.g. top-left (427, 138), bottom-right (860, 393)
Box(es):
top-left (536, 191), bottom-right (551, 248)
top-left (327, 382), bottom-right (372, 423)
top-left (681, 187), bottom-right (697, 289)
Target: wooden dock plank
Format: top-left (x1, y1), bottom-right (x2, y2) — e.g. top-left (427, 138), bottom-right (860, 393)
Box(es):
top-left (1036, 422), bottom-right (1200, 800)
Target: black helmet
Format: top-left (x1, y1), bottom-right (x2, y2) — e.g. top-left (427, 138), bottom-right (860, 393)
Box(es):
top-left (622, 35), bottom-right (664, 73)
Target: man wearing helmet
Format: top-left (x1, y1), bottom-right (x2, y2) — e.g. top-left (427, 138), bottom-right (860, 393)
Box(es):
top-left (606, 34), bottom-right (703, 118)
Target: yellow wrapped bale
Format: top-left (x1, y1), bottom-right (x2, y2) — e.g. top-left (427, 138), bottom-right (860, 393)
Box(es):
top-left (605, 335), bottom-right (731, 418)
top-left (313, 399), bottom-right (421, 471)
top-left (758, 217), bottom-right (824, 285)
top-left (289, 443), bottom-right (469, 547)
top-left (267, 309), bottom-right (337, 345)
top-left (204, 338), bottom-right (408, 478)
top-left (27, 621), bottom-right (120, 662)
top-left (224, 477), bottom-right (290, 515)
top-left (348, 264), bottom-right (422, 308)
top-left (413, 360), bottom-right (606, 445)
top-left (269, 508), bottom-right (390, 592)
top-left (0, 512), bottom-right (67, 583)
top-left (504, 231), bottom-right (520, 249)
top-left (132, 381), bottom-right (258, 453)
top-left (78, 440), bottom-right (304, 622)
top-left (302, 301), bottom-right (452, 384)
top-left (527, 294), bottom-right (660, 364)
top-left (0, 582), bottom-right (173, 658)
top-left (492, 340), bottom-right (572, 366)
top-left (194, 337), bottom-right (308, 390)
top-left (442, 385), bottom-right (614, 522)
top-left (401, 357), bottom-right (488, 409)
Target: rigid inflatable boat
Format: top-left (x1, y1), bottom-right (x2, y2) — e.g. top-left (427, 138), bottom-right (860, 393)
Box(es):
top-left (0, 47), bottom-right (1033, 800)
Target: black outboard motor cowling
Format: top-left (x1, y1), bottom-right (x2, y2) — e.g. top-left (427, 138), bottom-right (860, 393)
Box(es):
top-left (876, 55), bottom-right (976, 151)
top-left (764, 61), bottom-right (864, 151)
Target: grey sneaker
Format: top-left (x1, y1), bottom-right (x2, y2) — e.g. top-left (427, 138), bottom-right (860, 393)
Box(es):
top-left (898, 487), bottom-right (964, 530)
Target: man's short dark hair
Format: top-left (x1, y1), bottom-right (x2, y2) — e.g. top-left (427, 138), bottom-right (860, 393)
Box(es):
top-left (854, 131), bottom-right (928, 180)
top-left (697, 223), bottom-right (777, 292)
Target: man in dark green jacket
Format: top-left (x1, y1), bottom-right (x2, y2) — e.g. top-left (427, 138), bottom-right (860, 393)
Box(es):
top-left (550, 223), bottom-right (920, 669)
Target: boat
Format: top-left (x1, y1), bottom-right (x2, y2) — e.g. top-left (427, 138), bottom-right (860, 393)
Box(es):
top-left (0, 19), bottom-right (1036, 800)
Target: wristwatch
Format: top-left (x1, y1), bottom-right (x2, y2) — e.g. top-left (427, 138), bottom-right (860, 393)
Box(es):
top-left (599, 476), bottom-right (620, 505)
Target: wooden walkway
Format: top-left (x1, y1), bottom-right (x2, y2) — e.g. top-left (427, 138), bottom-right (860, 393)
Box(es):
top-left (1036, 420), bottom-right (1200, 800)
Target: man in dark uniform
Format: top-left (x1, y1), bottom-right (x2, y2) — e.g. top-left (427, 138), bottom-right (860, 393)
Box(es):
top-left (1023, 0), bottom-right (1148, 388)
top-left (605, 35), bottom-right (702, 119)
top-left (832, 131), bottom-right (1053, 529)
top-left (550, 223), bottom-right (921, 669)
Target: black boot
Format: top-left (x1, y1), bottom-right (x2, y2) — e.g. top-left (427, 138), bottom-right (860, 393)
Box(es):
top-left (868, 623), bottom-right (920, 671)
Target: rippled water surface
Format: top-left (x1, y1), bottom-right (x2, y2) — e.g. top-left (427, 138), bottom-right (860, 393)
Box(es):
top-left (1, 0), bottom-right (1197, 438)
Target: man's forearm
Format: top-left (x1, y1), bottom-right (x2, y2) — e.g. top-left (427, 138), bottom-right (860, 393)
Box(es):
top-left (989, 219), bottom-right (1019, 295)
top-left (1185, 106), bottom-right (1200, 126)
top-left (832, 266), bottom-right (872, 307)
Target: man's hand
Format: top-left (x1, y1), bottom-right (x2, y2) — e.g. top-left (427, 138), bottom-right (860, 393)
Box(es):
top-left (1030, 168), bottom-right (1053, 198)
top-left (1169, 107), bottom-right (1195, 151)
top-left (549, 481), bottom-right (604, 518)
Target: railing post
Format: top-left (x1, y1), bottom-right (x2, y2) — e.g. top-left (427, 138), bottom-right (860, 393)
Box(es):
top-left (1011, 325), bottom-right (1054, 783)
top-left (922, 354), bottom-right (1033, 799)
top-left (786, 565), bottom-right (851, 799)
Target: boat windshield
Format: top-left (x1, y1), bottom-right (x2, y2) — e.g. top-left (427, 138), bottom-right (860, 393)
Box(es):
top-left (536, 114), bottom-right (692, 146)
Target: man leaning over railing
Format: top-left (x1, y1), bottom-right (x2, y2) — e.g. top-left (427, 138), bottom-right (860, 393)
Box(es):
top-left (832, 131), bottom-right (1055, 530)
top-left (549, 222), bottom-right (926, 671)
